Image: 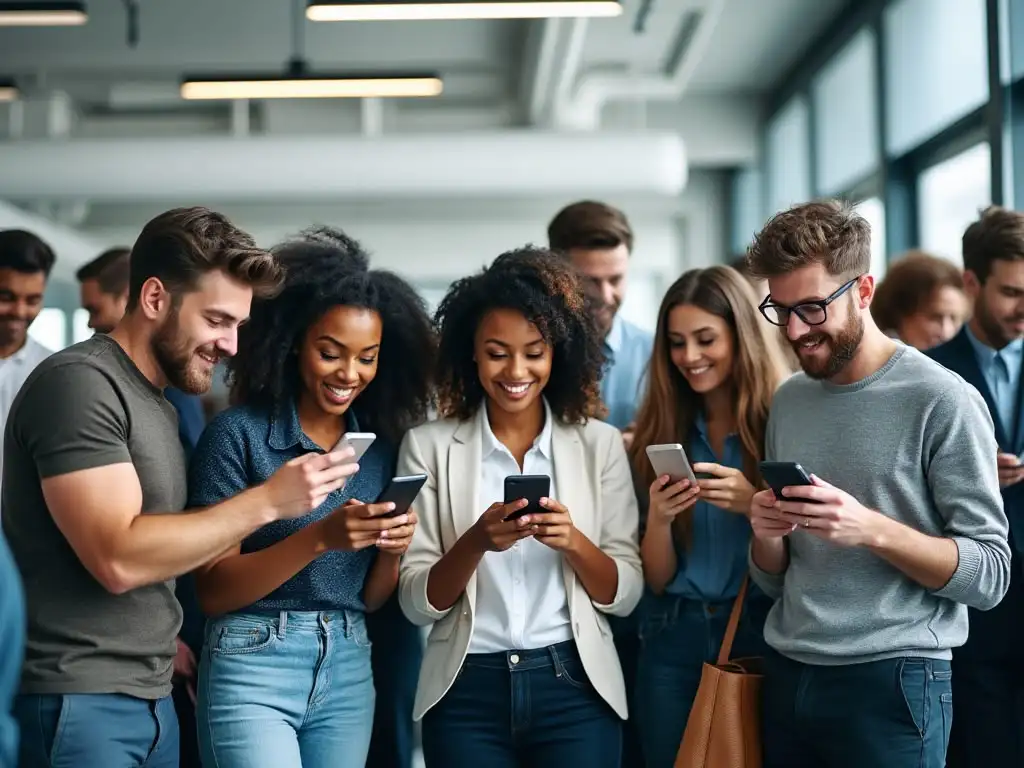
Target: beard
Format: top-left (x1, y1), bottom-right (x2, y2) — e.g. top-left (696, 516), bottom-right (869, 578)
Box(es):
top-left (791, 309), bottom-right (864, 381)
top-left (975, 298), bottom-right (1024, 348)
top-left (151, 309), bottom-right (218, 395)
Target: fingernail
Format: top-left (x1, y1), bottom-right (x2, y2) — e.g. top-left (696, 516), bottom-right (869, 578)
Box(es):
top-left (386, 502), bottom-right (396, 512)
top-left (380, 530), bottom-right (389, 538)
top-left (398, 514), bottom-right (409, 525)
top-left (520, 515), bottom-right (530, 524)
top-left (540, 497), bottom-right (548, 504)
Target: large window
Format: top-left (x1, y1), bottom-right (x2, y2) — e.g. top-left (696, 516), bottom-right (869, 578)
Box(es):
top-left (28, 308), bottom-right (67, 352)
top-left (812, 28), bottom-right (880, 194)
top-left (855, 196), bottom-right (888, 278)
top-left (72, 308), bottom-right (92, 345)
top-left (765, 96), bottom-right (811, 215)
top-left (884, 0), bottom-right (989, 156)
top-left (917, 142), bottom-right (992, 264)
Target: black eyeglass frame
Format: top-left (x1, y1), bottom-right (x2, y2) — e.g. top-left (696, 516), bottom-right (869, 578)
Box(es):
top-left (757, 276), bottom-right (862, 327)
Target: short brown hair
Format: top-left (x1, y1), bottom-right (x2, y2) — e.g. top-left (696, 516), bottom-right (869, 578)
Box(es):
top-left (871, 251), bottom-right (964, 333)
top-left (547, 200), bottom-right (634, 254)
top-left (746, 199), bottom-right (871, 279)
top-left (126, 207), bottom-right (283, 310)
top-left (76, 247), bottom-right (131, 296)
top-left (962, 206), bottom-right (1024, 283)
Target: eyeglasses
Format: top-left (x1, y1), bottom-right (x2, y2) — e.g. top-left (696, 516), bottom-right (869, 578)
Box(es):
top-left (758, 276), bottom-right (862, 327)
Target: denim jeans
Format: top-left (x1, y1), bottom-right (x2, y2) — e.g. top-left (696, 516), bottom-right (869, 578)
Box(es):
top-left (421, 640), bottom-right (622, 768)
top-left (14, 692), bottom-right (178, 767)
top-left (197, 610), bottom-right (375, 768)
top-left (761, 651), bottom-right (953, 768)
top-left (634, 593), bottom-right (770, 768)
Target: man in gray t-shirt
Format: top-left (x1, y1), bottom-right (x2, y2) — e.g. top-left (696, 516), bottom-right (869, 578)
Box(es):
top-left (2, 207), bottom-right (359, 768)
top-left (744, 200), bottom-right (1010, 768)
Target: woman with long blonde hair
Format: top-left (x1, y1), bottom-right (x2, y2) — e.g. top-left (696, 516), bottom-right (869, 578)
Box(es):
top-left (628, 265), bottom-right (789, 766)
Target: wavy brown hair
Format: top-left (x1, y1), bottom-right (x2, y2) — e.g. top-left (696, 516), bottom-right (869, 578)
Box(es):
top-left (629, 265), bottom-right (789, 542)
top-left (434, 246), bottom-right (605, 423)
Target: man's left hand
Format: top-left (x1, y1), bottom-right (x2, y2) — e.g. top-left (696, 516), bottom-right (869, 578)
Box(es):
top-left (773, 474), bottom-right (884, 548)
top-left (173, 636), bottom-right (198, 704)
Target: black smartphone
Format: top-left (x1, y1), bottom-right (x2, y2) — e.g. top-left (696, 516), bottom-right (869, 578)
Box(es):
top-left (375, 474), bottom-right (428, 517)
top-left (503, 474), bottom-right (550, 520)
top-left (758, 461), bottom-right (821, 504)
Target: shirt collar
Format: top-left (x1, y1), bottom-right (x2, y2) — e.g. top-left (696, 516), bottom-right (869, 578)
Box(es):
top-left (965, 323), bottom-right (1024, 367)
top-left (603, 314), bottom-right (625, 358)
top-left (5, 337), bottom-right (45, 365)
top-left (479, 397), bottom-right (554, 460)
top-left (268, 399), bottom-right (360, 452)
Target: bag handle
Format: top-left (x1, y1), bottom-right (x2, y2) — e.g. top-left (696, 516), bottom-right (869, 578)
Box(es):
top-left (715, 574), bottom-right (749, 666)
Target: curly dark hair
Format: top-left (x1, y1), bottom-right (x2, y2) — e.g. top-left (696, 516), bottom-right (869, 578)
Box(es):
top-left (227, 226), bottom-right (436, 443)
top-left (435, 245), bottom-right (605, 423)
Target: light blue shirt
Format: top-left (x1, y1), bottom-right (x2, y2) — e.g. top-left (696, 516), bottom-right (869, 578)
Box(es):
top-left (965, 324), bottom-right (1023, 445)
top-left (600, 314), bottom-right (654, 429)
top-left (663, 415), bottom-right (753, 602)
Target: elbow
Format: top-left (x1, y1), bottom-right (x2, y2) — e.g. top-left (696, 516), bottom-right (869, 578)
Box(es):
top-left (94, 559), bottom-right (143, 596)
top-left (642, 568), bottom-right (669, 596)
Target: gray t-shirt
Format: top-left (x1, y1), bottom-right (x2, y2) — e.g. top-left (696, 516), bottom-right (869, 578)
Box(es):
top-left (1, 334), bottom-right (187, 698)
top-left (750, 344), bottom-right (1011, 665)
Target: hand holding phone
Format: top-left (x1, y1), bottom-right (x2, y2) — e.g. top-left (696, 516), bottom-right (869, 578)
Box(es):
top-left (375, 474), bottom-right (428, 517)
top-left (758, 461), bottom-right (821, 504)
top-left (645, 443), bottom-right (697, 485)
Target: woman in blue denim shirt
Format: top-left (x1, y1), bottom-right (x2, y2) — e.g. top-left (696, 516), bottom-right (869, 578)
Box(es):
top-left (188, 227), bottom-right (436, 768)
top-left (627, 266), bottom-right (790, 767)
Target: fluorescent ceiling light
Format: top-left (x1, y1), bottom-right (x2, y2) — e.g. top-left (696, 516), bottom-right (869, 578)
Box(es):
top-left (180, 73), bottom-right (443, 100)
top-left (0, 80), bottom-right (17, 101)
top-left (306, 0), bottom-right (622, 21)
top-left (0, 2), bottom-right (87, 26)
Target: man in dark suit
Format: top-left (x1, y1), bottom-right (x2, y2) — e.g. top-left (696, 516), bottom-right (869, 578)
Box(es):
top-left (927, 206), bottom-right (1024, 768)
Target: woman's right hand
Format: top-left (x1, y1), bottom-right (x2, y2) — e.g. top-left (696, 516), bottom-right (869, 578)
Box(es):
top-left (470, 500), bottom-right (539, 553)
top-left (648, 475), bottom-right (700, 526)
top-left (319, 499), bottom-right (414, 551)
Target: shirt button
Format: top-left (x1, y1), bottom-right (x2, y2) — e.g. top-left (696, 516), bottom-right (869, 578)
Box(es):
top-left (510, 653), bottom-right (520, 665)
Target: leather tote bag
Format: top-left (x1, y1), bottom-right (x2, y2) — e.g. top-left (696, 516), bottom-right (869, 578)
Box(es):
top-left (674, 576), bottom-right (763, 768)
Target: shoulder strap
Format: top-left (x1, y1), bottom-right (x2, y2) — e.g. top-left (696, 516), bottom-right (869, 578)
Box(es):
top-left (716, 575), bottom-right (749, 666)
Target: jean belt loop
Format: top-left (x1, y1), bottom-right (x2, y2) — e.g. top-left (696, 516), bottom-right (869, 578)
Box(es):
top-left (547, 644), bottom-right (564, 678)
top-left (277, 611), bottom-right (288, 640)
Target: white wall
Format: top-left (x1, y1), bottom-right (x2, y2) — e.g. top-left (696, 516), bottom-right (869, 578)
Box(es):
top-left (72, 171), bottom-right (728, 334)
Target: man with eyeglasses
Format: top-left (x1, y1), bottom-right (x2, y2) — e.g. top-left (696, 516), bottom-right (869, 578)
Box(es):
top-left (744, 200), bottom-right (1010, 768)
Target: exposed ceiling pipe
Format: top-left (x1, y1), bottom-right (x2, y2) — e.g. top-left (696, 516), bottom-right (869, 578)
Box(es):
top-left (525, 18), bottom-right (562, 124)
top-left (0, 132), bottom-right (688, 201)
top-left (557, 0), bottom-right (726, 130)
top-left (552, 18), bottom-right (589, 108)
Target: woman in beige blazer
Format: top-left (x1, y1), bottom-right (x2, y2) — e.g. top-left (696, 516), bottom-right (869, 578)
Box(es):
top-left (397, 247), bottom-right (643, 768)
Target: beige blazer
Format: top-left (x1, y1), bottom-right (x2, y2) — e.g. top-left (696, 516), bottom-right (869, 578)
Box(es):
top-left (397, 412), bottom-right (643, 721)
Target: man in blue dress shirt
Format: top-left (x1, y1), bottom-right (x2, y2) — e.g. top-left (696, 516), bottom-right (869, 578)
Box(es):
top-left (548, 200), bottom-right (653, 767)
top-left (927, 206), bottom-right (1024, 768)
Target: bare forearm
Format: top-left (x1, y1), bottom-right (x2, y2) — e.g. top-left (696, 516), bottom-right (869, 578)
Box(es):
top-left (364, 553), bottom-right (401, 612)
top-left (426, 532), bottom-right (485, 612)
top-left (640, 521), bottom-right (678, 594)
top-left (110, 486), bottom-right (276, 592)
top-left (867, 515), bottom-right (959, 590)
top-left (195, 522), bottom-right (324, 616)
top-left (566, 533), bottom-right (618, 605)
top-left (751, 537), bottom-right (789, 575)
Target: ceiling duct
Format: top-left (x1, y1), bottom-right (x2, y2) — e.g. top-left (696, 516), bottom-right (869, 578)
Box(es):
top-left (0, 131), bottom-right (687, 201)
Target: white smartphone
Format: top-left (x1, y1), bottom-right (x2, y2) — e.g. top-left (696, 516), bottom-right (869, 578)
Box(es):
top-left (332, 432), bottom-right (376, 461)
top-left (645, 443), bottom-right (697, 484)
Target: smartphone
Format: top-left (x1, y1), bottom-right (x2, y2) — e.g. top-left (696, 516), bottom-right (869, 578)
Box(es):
top-left (332, 432), bottom-right (376, 462)
top-left (375, 474), bottom-right (428, 517)
top-left (503, 474), bottom-right (550, 521)
top-left (758, 461), bottom-right (820, 504)
top-left (645, 443), bottom-right (698, 485)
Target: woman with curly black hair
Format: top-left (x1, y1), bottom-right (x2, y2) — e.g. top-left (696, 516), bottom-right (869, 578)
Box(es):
top-left (397, 246), bottom-right (643, 768)
top-left (186, 227), bottom-right (435, 768)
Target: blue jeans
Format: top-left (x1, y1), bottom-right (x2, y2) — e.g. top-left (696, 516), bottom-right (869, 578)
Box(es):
top-left (197, 610), bottom-right (375, 768)
top-left (762, 652), bottom-right (953, 768)
top-left (14, 692), bottom-right (178, 767)
top-left (634, 593), bottom-right (770, 768)
top-left (422, 640), bottom-right (622, 768)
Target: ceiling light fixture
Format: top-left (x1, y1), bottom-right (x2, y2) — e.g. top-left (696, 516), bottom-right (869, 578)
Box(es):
top-left (0, 1), bottom-right (87, 26)
top-left (180, 70), bottom-right (443, 100)
top-left (306, 0), bottom-right (622, 21)
top-left (0, 79), bottom-right (18, 101)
